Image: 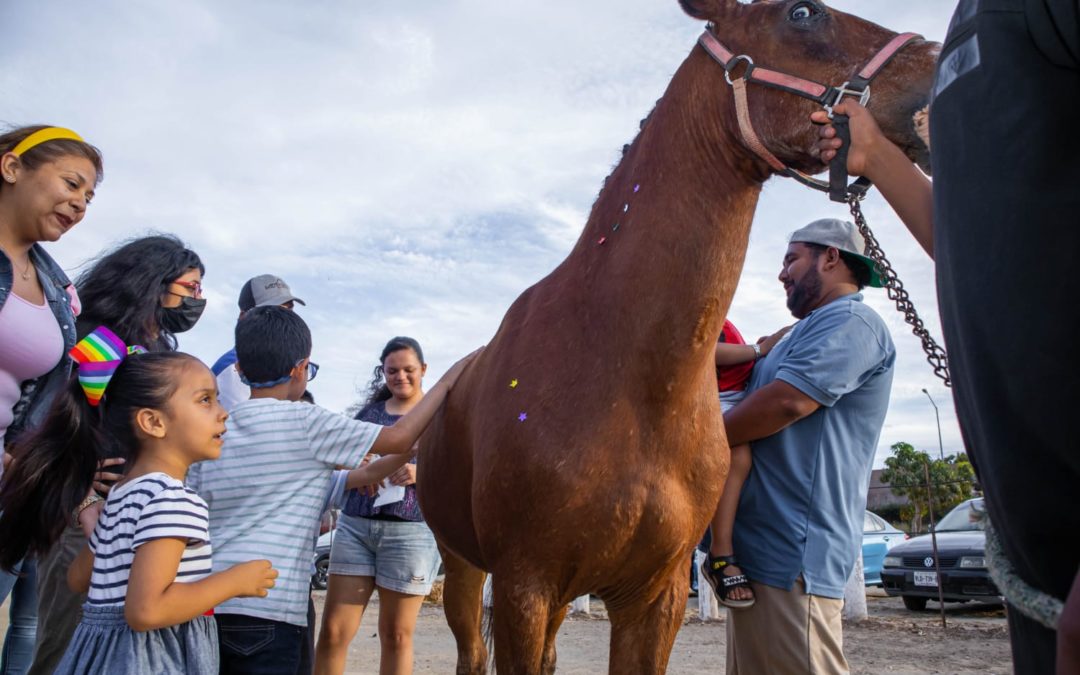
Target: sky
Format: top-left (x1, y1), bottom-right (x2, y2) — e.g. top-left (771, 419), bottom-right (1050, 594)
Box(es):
top-left (2, 0), bottom-right (961, 468)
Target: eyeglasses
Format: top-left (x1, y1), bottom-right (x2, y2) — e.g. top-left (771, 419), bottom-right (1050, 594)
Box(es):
top-left (241, 359), bottom-right (320, 389)
top-left (171, 280), bottom-right (204, 299)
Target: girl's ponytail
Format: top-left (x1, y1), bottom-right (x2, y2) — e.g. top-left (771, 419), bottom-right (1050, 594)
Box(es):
top-left (0, 337), bottom-right (195, 572)
top-left (0, 376), bottom-right (108, 571)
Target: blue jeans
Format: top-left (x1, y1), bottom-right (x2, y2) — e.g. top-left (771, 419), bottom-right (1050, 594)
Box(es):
top-left (0, 558), bottom-right (38, 675)
top-left (217, 613), bottom-right (304, 675)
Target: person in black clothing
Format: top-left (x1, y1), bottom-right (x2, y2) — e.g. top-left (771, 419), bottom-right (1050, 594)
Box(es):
top-left (813, 1), bottom-right (1078, 672)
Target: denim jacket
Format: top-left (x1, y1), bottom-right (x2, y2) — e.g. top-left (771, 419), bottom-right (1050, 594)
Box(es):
top-left (0, 244), bottom-right (78, 444)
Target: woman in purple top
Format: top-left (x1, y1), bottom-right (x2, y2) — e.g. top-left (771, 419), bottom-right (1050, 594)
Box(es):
top-left (315, 337), bottom-right (441, 675)
top-left (0, 125), bottom-right (102, 675)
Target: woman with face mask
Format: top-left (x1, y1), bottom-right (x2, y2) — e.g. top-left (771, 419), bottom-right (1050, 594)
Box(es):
top-left (74, 234), bottom-right (206, 351)
top-left (28, 234), bottom-right (206, 675)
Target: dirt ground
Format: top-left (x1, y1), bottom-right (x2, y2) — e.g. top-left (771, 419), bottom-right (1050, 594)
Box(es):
top-left (0, 587), bottom-right (1011, 673)
top-left (328, 587), bottom-right (1012, 674)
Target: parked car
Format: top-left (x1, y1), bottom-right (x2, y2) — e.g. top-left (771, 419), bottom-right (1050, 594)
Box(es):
top-left (312, 529), bottom-right (333, 591)
top-left (880, 497), bottom-right (1002, 610)
top-left (862, 510), bottom-right (907, 586)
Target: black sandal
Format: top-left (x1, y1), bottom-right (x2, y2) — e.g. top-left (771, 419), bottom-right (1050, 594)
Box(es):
top-left (700, 555), bottom-right (756, 609)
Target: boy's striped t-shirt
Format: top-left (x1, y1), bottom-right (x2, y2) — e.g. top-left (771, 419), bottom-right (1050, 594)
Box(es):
top-left (87, 472), bottom-right (212, 606)
top-left (186, 399), bottom-right (380, 626)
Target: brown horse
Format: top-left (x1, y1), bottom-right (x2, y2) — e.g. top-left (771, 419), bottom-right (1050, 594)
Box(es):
top-left (418, 1), bottom-right (937, 672)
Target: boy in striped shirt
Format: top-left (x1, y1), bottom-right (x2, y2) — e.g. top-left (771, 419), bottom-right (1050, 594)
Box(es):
top-left (187, 306), bottom-right (474, 674)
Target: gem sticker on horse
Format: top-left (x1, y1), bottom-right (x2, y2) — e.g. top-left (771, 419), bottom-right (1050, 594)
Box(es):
top-left (417, 2), bottom-right (937, 672)
top-left (509, 379), bottom-right (518, 388)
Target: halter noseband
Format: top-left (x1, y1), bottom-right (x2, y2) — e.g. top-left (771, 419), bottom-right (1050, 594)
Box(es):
top-left (698, 28), bottom-right (922, 202)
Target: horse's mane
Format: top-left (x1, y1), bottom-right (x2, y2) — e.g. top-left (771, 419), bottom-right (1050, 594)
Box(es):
top-left (597, 98), bottom-right (663, 197)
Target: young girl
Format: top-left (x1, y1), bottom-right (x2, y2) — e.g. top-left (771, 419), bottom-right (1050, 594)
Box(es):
top-left (702, 319), bottom-right (789, 609)
top-left (33, 234), bottom-right (209, 673)
top-left (0, 328), bottom-right (276, 674)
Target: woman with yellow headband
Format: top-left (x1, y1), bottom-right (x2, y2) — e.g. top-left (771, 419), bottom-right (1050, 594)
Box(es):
top-left (0, 125), bottom-right (102, 675)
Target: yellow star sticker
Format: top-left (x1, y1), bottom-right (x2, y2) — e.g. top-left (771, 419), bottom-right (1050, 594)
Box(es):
top-left (509, 379), bottom-right (518, 388)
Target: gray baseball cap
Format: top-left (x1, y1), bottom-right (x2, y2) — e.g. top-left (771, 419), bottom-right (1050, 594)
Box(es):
top-left (788, 218), bottom-right (884, 288)
top-left (238, 274), bottom-right (307, 311)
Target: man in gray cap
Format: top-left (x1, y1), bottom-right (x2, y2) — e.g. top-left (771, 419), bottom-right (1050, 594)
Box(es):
top-left (211, 274), bottom-right (306, 411)
top-left (712, 218), bottom-right (895, 674)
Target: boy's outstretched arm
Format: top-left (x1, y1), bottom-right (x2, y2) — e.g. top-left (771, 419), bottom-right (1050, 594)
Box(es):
top-left (811, 102), bottom-right (935, 259)
top-left (344, 452), bottom-right (413, 491)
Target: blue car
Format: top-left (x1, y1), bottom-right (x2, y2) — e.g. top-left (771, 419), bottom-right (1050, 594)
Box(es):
top-left (863, 510), bottom-right (907, 586)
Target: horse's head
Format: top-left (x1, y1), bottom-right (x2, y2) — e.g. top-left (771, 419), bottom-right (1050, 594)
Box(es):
top-left (680, 0), bottom-right (937, 174)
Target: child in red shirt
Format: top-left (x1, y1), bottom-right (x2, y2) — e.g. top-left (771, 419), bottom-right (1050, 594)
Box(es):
top-left (703, 320), bottom-right (789, 608)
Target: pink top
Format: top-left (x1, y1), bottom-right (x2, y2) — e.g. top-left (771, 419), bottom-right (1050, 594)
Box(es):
top-left (0, 292), bottom-right (64, 443)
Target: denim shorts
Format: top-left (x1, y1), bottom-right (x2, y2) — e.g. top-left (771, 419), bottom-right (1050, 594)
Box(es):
top-left (328, 514), bottom-right (441, 596)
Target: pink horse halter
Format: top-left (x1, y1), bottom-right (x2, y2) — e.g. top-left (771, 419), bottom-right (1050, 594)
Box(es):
top-left (698, 27), bottom-right (921, 201)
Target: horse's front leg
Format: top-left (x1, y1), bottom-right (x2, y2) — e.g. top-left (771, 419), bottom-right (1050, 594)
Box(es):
top-left (441, 545), bottom-right (489, 675)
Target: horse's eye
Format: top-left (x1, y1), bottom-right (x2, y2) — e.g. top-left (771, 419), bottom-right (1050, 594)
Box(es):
top-left (789, 3), bottom-right (814, 21)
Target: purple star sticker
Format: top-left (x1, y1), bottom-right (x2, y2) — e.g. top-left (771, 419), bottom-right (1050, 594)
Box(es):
top-left (633, 184), bottom-right (640, 193)
top-left (518, 412), bottom-right (528, 422)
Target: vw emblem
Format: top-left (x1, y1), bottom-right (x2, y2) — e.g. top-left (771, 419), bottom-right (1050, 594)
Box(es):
top-left (924, 557), bottom-right (934, 568)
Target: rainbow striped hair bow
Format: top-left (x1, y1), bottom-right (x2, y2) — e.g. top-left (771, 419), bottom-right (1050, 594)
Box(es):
top-left (69, 326), bottom-right (147, 406)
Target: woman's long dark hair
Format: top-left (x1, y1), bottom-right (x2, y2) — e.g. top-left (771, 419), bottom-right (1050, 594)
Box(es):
top-left (357, 337), bottom-right (425, 417)
top-left (76, 235), bottom-right (204, 352)
top-left (0, 352), bottom-right (198, 571)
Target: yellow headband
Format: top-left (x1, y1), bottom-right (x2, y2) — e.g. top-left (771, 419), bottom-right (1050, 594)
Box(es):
top-left (10, 127), bottom-right (85, 157)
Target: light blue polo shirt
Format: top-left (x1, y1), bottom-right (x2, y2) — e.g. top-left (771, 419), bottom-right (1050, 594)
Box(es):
top-left (733, 293), bottom-right (895, 599)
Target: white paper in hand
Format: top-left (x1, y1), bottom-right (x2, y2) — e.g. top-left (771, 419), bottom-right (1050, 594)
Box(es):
top-left (372, 478), bottom-right (406, 508)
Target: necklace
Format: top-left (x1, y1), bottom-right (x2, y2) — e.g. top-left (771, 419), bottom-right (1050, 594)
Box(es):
top-left (0, 245), bottom-right (33, 282)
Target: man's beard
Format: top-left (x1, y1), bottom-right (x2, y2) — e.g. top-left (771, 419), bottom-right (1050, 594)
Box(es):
top-left (786, 265), bottom-right (823, 319)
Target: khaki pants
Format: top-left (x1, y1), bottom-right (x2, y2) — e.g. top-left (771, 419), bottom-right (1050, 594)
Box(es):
top-left (28, 525), bottom-right (87, 675)
top-left (726, 577), bottom-right (848, 675)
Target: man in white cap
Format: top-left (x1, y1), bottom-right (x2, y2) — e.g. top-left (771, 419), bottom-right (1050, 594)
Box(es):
top-left (718, 218), bottom-right (895, 674)
top-left (211, 274), bottom-right (306, 411)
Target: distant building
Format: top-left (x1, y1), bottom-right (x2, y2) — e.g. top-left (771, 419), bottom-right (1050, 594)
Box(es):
top-left (866, 469), bottom-right (910, 511)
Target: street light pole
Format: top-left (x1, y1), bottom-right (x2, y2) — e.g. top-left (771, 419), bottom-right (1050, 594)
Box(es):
top-left (922, 388), bottom-right (945, 461)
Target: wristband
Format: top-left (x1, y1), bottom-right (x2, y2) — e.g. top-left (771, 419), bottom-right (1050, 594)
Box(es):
top-left (72, 493), bottom-right (104, 528)
top-left (751, 343), bottom-right (762, 359)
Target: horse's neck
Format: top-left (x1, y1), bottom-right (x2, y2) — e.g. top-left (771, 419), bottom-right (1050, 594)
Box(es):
top-left (558, 52), bottom-right (766, 375)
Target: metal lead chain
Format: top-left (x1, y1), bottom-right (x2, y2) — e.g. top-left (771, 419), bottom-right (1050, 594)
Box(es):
top-left (847, 195), bottom-right (952, 387)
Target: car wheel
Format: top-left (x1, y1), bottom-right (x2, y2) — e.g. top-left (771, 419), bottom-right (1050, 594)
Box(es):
top-left (311, 555), bottom-right (330, 591)
top-left (902, 595), bottom-right (928, 611)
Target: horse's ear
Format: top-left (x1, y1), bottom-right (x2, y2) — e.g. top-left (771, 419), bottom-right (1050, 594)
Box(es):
top-left (678, 0), bottom-right (741, 21)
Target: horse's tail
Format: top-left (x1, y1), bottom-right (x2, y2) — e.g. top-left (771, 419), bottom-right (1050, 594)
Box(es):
top-left (482, 574), bottom-right (496, 673)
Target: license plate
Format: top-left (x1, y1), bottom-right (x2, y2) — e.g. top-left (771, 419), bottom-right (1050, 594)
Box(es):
top-left (914, 571), bottom-right (938, 587)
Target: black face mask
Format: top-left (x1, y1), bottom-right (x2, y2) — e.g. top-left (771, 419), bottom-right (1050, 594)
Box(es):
top-left (161, 297), bottom-right (206, 334)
